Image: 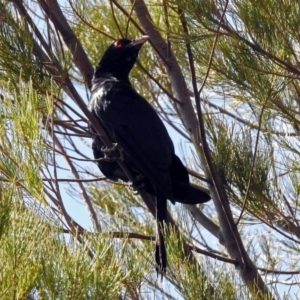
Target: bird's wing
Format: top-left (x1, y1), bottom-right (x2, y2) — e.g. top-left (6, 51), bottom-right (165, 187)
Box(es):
top-left (88, 112), bottom-right (126, 181)
top-left (94, 81), bottom-right (174, 199)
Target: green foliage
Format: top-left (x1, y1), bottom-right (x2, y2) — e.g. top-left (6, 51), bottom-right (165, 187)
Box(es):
top-left (0, 3), bottom-right (56, 94)
top-left (1, 0), bottom-right (300, 298)
top-left (0, 192), bottom-right (130, 299)
top-left (0, 79), bottom-right (46, 202)
top-left (165, 228), bottom-right (236, 300)
top-left (207, 119), bottom-right (272, 209)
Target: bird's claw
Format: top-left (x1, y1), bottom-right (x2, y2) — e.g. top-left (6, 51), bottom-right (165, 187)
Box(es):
top-left (101, 143), bottom-right (123, 160)
top-left (130, 174), bottom-right (146, 194)
top-left (101, 143), bottom-right (118, 154)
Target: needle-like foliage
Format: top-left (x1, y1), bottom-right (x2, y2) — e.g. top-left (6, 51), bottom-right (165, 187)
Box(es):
top-left (1, 0), bottom-right (300, 299)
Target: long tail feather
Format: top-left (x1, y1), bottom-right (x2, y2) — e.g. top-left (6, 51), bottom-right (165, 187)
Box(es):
top-left (155, 191), bottom-right (167, 277)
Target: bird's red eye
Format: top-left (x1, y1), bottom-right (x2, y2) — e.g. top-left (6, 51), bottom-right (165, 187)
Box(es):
top-left (114, 41), bottom-right (123, 48)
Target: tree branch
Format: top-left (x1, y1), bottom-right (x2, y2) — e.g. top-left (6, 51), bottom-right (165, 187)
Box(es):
top-left (38, 0), bottom-right (94, 89)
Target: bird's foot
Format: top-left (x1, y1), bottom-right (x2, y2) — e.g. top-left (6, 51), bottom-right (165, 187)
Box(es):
top-left (101, 143), bottom-right (123, 161)
top-left (130, 174), bottom-right (146, 194)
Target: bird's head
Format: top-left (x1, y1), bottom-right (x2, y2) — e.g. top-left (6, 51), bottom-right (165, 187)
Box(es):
top-left (94, 36), bottom-right (149, 81)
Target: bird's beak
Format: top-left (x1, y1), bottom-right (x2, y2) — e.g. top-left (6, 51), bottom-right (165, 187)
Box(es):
top-left (130, 35), bottom-right (149, 47)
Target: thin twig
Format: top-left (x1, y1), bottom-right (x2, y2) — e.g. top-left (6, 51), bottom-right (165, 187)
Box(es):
top-left (236, 97), bottom-right (267, 226)
top-left (42, 177), bottom-right (106, 182)
top-left (49, 124), bottom-right (102, 232)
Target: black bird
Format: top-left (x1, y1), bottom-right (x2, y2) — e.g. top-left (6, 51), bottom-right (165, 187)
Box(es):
top-left (88, 36), bottom-right (211, 274)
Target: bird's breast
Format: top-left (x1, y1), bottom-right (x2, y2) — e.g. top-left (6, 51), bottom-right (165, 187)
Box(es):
top-left (89, 85), bottom-right (113, 112)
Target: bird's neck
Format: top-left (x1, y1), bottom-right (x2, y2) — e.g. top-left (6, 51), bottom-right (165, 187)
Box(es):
top-left (94, 66), bottom-right (131, 84)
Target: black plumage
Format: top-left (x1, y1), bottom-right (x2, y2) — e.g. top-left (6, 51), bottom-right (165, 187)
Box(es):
top-left (92, 134), bottom-right (211, 204)
top-left (88, 36), bottom-right (211, 273)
